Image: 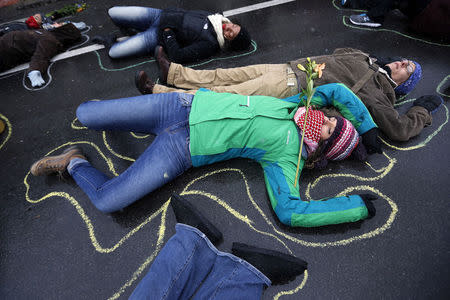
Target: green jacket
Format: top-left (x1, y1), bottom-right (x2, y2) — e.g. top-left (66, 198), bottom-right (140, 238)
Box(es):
top-left (189, 83), bottom-right (377, 227)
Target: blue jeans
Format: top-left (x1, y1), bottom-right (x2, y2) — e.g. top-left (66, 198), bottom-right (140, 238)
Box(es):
top-left (69, 93), bottom-right (193, 213)
top-left (129, 224), bottom-right (271, 299)
top-left (108, 6), bottom-right (162, 58)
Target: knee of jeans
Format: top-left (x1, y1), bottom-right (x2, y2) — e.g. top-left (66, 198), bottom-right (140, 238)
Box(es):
top-left (108, 7), bottom-right (118, 18)
top-left (93, 200), bottom-right (117, 214)
top-left (108, 46), bottom-right (123, 59)
top-left (76, 102), bottom-right (94, 127)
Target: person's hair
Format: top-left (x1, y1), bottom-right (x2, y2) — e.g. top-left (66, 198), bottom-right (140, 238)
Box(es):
top-left (304, 140), bottom-right (326, 169)
top-left (228, 24), bottom-right (251, 51)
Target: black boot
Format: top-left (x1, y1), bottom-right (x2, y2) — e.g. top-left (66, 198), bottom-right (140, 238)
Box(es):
top-left (232, 242), bottom-right (307, 285)
top-left (170, 194), bottom-right (223, 245)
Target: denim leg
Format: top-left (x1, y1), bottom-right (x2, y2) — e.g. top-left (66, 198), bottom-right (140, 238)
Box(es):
top-left (108, 6), bottom-right (161, 31)
top-left (76, 93), bottom-right (193, 135)
top-left (109, 28), bottom-right (159, 58)
top-left (193, 256), bottom-right (269, 300)
top-left (129, 224), bottom-right (270, 300)
top-left (68, 124), bottom-right (192, 213)
top-left (129, 224), bottom-right (218, 300)
top-left (108, 6), bottom-right (161, 58)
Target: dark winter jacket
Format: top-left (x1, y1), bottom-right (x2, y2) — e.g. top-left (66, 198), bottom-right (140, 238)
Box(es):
top-left (0, 23), bottom-right (81, 74)
top-left (159, 8), bottom-right (220, 63)
top-left (290, 48), bottom-right (431, 141)
top-left (0, 22), bottom-right (29, 37)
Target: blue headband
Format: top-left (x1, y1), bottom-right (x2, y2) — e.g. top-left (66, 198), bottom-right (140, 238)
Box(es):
top-left (395, 61), bottom-right (422, 95)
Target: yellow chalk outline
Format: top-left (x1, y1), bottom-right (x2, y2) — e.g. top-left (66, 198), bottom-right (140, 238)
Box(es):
top-left (71, 117), bottom-right (87, 130)
top-left (180, 168), bottom-right (398, 248)
top-left (71, 116), bottom-right (150, 161)
top-left (24, 127), bottom-right (401, 297)
top-left (380, 103), bottom-right (449, 151)
top-left (273, 270), bottom-right (308, 300)
top-left (102, 131), bottom-right (136, 162)
top-left (437, 75), bottom-right (450, 98)
top-left (108, 201), bottom-right (168, 300)
top-left (130, 132), bottom-right (150, 139)
top-left (274, 185), bottom-right (398, 248)
top-left (0, 113), bottom-right (12, 150)
top-left (25, 163), bottom-right (395, 297)
top-left (181, 189), bottom-right (293, 255)
top-left (306, 152), bottom-right (396, 200)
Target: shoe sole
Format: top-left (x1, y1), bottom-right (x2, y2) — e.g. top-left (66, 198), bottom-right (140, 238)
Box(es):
top-left (349, 19), bottom-right (382, 27)
top-left (30, 146), bottom-right (84, 176)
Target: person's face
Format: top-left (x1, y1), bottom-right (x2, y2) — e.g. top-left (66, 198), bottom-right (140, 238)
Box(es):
top-left (321, 116), bottom-right (337, 140)
top-left (386, 59), bottom-right (415, 85)
top-left (33, 13), bottom-right (42, 25)
top-left (223, 23), bottom-right (241, 41)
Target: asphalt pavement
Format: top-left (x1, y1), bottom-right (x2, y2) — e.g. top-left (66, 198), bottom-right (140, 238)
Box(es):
top-left (1, 0), bottom-right (449, 299)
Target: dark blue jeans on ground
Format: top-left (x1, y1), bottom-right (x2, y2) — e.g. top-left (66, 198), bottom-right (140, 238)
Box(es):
top-left (129, 224), bottom-right (271, 300)
top-left (108, 6), bottom-right (162, 58)
top-left (69, 93), bottom-right (193, 213)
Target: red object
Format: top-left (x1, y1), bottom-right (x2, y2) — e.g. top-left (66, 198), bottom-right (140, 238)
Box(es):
top-left (25, 16), bottom-right (40, 29)
top-left (222, 24), bottom-right (226, 30)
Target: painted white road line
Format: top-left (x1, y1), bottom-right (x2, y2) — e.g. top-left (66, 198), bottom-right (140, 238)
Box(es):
top-left (0, 0), bottom-right (295, 76)
top-left (223, 0), bottom-right (295, 17)
top-left (0, 44), bottom-right (105, 76)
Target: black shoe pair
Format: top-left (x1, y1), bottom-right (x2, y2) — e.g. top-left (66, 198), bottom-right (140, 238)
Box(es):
top-left (170, 194), bottom-right (308, 285)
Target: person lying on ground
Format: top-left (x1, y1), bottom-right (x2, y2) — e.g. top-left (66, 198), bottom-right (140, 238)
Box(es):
top-left (0, 23), bottom-right (81, 87)
top-left (30, 83), bottom-right (378, 228)
top-left (93, 6), bottom-right (251, 63)
top-left (345, 0), bottom-right (450, 40)
top-left (129, 194), bottom-right (308, 300)
top-left (0, 13), bottom-right (85, 36)
top-left (136, 47), bottom-right (443, 143)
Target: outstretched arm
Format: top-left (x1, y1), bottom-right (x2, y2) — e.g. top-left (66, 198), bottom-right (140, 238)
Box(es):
top-left (28, 36), bottom-right (60, 74)
top-left (262, 160), bottom-right (370, 227)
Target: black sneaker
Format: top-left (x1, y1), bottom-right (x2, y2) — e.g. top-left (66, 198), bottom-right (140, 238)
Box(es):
top-left (349, 14), bottom-right (382, 27)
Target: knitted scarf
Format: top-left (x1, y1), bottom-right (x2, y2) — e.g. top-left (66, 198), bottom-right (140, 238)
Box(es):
top-left (293, 107), bottom-right (325, 154)
top-left (207, 14), bottom-right (231, 50)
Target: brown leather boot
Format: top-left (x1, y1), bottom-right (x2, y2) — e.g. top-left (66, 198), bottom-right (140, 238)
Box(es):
top-left (154, 45), bottom-right (171, 84)
top-left (30, 146), bottom-right (86, 176)
top-left (135, 71), bottom-right (155, 95)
